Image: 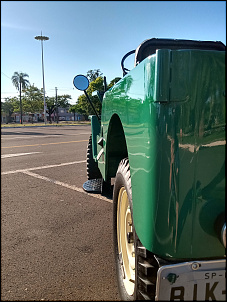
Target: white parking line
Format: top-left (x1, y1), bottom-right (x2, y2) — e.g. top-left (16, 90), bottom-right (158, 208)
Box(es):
top-left (1, 160), bottom-right (112, 203)
top-left (1, 160), bottom-right (86, 175)
top-left (1, 152), bottom-right (41, 158)
top-left (22, 170), bottom-right (112, 203)
top-left (1, 139), bottom-right (88, 149)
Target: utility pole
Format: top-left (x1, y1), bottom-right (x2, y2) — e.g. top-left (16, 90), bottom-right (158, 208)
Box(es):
top-left (55, 87), bottom-right (58, 124)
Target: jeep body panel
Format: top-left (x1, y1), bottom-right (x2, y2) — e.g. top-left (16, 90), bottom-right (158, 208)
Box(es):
top-left (91, 49), bottom-right (225, 260)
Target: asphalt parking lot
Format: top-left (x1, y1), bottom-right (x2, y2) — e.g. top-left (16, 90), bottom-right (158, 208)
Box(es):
top-left (1, 125), bottom-right (120, 301)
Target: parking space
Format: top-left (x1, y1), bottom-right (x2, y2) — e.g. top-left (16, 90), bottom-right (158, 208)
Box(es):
top-left (1, 125), bottom-right (120, 301)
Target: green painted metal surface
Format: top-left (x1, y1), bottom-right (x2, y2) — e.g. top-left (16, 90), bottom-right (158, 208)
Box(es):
top-left (90, 115), bottom-right (100, 159)
top-left (97, 49), bottom-right (225, 260)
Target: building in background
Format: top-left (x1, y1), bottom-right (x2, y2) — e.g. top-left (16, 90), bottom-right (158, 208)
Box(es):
top-left (1, 107), bottom-right (85, 123)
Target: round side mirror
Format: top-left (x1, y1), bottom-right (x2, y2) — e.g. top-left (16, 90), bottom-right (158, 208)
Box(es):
top-left (73, 74), bottom-right (89, 91)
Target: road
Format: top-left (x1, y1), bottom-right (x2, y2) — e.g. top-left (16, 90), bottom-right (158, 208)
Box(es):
top-left (1, 125), bottom-right (120, 301)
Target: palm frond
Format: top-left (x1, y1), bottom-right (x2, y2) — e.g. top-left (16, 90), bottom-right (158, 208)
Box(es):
top-left (11, 71), bottom-right (30, 91)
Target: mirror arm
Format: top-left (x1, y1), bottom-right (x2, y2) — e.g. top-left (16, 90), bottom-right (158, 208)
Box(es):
top-left (84, 90), bottom-right (100, 121)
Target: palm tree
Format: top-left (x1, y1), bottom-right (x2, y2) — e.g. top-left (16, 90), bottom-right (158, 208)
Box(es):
top-left (11, 72), bottom-right (30, 124)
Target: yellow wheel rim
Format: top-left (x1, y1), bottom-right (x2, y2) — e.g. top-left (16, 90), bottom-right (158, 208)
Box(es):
top-left (117, 187), bottom-right (135, 296)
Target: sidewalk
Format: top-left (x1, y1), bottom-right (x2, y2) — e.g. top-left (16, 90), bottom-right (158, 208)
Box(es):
top-left (1, 121), bottom-right (90, 128)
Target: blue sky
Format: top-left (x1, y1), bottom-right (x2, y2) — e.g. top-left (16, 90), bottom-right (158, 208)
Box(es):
top-left (1, 1), bottom-right (226, 104)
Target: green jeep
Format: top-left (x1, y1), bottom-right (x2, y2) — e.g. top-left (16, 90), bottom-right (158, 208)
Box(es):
top-left (73, 38), bottom-right (226, 301)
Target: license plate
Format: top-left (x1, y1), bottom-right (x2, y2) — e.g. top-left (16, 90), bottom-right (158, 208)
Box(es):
top-left (155, 259), bottom-right (226, 301)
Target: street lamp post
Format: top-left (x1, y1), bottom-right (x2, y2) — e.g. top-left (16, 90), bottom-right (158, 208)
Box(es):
top-left (35, 31), bottom-right (49, 124)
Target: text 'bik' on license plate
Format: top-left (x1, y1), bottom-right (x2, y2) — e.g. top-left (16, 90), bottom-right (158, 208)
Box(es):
top-left (156, 259), bottom-right (226, 301)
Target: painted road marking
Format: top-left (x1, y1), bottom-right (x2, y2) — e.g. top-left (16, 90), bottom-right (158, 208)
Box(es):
top-left (1, 152), bottom-right (42, 159)
top-left (1, 147), bottom-right (112, 203)
top-left (1, 139), bottom-right (88, 149)
top-left (22, 170), bottom-right (112, 203)
top-left (1, 160), bottom-right (112, 203)
top-left (1, 133), bottom-right (91, 140)
top-left (1, 160), bottom-right (86, 175)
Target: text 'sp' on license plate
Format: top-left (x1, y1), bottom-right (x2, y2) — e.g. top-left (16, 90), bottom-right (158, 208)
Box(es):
top-left (156, 259), bottom-right (226, 301)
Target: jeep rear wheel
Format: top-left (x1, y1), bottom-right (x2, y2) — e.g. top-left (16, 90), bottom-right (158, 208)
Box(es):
top-left (113, 158), bottom-right (159, 300)
top-left (117, 186), bottom-right (135, 296)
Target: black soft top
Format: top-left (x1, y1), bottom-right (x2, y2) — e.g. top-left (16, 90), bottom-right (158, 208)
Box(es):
top-left (135, 38), bottom-right (226, 65)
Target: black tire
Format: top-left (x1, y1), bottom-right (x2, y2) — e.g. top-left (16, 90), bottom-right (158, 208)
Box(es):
top-left (113, 158), bottom-right (159, 300)
top-left (86, 135), bottom-right (102, 180)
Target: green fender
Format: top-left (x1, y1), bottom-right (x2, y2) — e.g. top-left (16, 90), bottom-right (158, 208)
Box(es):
top-left (95, 49), bottom-right (225, 260)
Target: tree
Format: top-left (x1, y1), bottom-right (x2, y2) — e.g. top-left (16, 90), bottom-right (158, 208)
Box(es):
top-left (46, 97), bottom-right (55, 123)
top-left (57, 94), bottom-right (71, 108)
top-left (11, 72), bottom-right (30, 124)
top-left (1, 97), bottom-right (19, 123)
top-left (69, 105), bottom-right (77, 121)
top-left (75, 76), bottom-right (104, 119)
top-left (23, 85), bottom-right (44, 122)
top-left (74, 70), bottom-right (122, 119)
top-left (86, 69), bottom-right (103, 82)
top-left (107, 77), bottom-right (121, 89)
top-left (46, 94), bottom-right (72, 123)
top-left (55, 94), bottom-right (72, 123)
